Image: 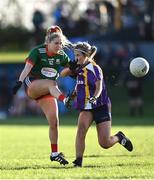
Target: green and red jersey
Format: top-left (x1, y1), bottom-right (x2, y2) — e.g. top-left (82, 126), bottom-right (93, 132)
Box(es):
top-left (26, 44), bottom-right (70, 80)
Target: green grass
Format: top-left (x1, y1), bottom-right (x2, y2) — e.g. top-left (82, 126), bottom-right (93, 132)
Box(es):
top-left (0, 52), bottom-right (27, 63)
top-left (0, 51), bottom-right (154, 178)
top-left (0, 115), bottom-right (154, 179)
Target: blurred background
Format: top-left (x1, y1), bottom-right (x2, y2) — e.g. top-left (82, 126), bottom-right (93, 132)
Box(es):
top-left (0, 0), bottom-right (154, 120)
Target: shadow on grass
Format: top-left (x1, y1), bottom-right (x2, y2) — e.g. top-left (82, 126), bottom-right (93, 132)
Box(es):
top-left (0, 165), bottom-right (75, 171)
top-left (84, 154), bottom-right (142, 158)
top-left (1, 161), bottom-right (153, 171)
top-left (84, 162), bottom-right (154, 168)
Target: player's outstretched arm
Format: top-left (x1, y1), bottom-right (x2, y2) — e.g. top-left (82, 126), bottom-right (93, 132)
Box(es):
top-left (13, 62), bottom-right (33, 94)
top-left (60, 67), bottom-right (73, 77)
top-left (18, 63), bottom-right (33, 82)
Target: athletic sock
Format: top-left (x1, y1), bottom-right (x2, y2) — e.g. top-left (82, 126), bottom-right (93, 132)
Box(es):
top-left (76, 157), bottom-right (82, 165)
top-left (52, 152), bottom-right (59, 157)
top-left (73, 157), bottom-right (83, 167)
top-left (51, 144), bottom-right (58, 157)
top-left (115, 132), bottom-right (123, 142)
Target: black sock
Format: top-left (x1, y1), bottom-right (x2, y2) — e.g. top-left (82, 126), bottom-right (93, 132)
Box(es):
top-left (115, 132), bottom-right (123, 143)
top-left (74, 157), bottom-right (83, 166)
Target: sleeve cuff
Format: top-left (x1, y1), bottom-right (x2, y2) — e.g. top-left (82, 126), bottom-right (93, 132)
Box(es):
top-left (25, 58), bottom-right (34, 66)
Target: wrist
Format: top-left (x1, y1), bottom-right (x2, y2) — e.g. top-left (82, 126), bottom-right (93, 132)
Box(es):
top-left (69, 67), bottom-right (73, 71)
top-left (16, 81), bottom-right (22, 86)
top-left (93, 96), bottom-right (97, 99)
top-left (17, 80), bottom-right (22, 83)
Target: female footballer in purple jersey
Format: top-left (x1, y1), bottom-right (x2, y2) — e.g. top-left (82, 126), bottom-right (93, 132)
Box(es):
top-left (61, 42), bottom-right (133, 167)
top-left (12, 26), bottom-right (71, 165)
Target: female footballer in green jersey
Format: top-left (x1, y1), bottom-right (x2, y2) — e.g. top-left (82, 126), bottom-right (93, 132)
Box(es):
top-left (13, 26), bottom-right (71, 165)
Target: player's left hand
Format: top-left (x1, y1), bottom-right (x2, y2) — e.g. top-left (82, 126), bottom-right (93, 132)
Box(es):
top-left (13, 81), bottom-right (22, 95)
top-left (69, 60), bottom-right (80, 71)
top-left (88, 96), bottom-right (97, 104)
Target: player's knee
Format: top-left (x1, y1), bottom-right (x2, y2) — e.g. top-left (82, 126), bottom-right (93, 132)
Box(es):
top-left (99, 140), bottom-right (110, 149)
top-left (49, 123), bottom-right (58, 131)
top-left (49, 119), bottom-right (58, 130)
top-left (27, 86), bottom-right (40, 99)
top-left (27, 87), bottom-right (35, 98)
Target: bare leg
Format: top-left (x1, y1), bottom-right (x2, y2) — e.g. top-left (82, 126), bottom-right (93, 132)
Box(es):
top-left (75, 111), bottom-right (93, 158)
top-left (37, 97), bottom-right (59, 145)
top-left (96, 121), bottom-right (119, 149)
top-left (27, 79), bottom-right (63, 99)
top-left (37, 97), bottom-right (69, 165)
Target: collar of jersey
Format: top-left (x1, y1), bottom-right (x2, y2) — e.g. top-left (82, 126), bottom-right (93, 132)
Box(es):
top-left (46, 45), bottom-right (57, 57)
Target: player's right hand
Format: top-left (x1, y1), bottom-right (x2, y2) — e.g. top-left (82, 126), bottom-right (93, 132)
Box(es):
top-left (88, 96), bottom-right (97, 104)
top-left (13, 81), bottom-right (22, 95)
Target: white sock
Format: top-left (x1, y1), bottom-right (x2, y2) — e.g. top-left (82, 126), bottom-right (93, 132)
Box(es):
top-left (51, 152), bottom-right (59, 157)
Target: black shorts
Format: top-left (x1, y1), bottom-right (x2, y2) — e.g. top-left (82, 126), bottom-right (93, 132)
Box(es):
top-left (81, 104), bottom-right (111, 124)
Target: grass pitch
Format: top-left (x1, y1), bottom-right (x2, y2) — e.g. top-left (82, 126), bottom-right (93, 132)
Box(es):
top-left (0, 52), bottom-right (27, 63)
top-left (0, 115), bottom-right (154, 179)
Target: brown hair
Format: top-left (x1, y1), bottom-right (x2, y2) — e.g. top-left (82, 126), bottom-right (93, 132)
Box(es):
top-left (74, 42), bottom-right (97, 58)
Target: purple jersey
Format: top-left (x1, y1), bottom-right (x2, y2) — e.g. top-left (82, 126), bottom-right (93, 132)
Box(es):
top-left (75, 61), bottom-right (109, 110)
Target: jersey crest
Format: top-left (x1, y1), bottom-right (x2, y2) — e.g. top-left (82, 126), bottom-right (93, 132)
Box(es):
top-left (58, 50), bottom-right (64, 55)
